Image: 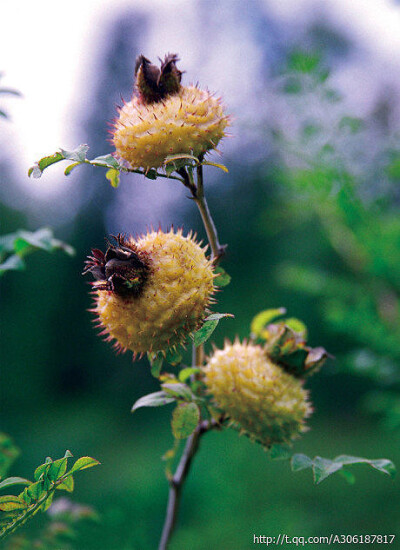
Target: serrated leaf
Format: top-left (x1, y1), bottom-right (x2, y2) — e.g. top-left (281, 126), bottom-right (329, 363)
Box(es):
top-left (147, 353), bottom-right (163, 378)
top-left (291, 453), bottom-right (313, 472)
top-left (192, 314), bottom-right (233, 347)
top-left (26, 480), bottom-right (46, 500)
top-left (59, 144), bottom-right (89, 162)
top-left (333, 455), bottom-right (396, 478)
top-left (205, 313), bottom-right (233, 322)
top-left (0, 477), bottom-right (31, 491)
top-left (192, 319), bottom-right (218, 346)
top-left (41, 492), bottom-right (54, 512)
top-left (131, 391), bottom-right (175, 412)
top-left (28, 152), bottom-right (64, 178)
top-left (47, 457), bottom-right (68, 481)
top-left (162, 382), bottom-right (194, 401)
top-left (213, 267), bottom-right (231, 287)
top-left (56, 475), bottom-right (74, 492)
top-left (313, 457), bottom-right (342, 484)
top-left (171, 403), bottom-right (200, 439)
top-left (250, 308), bottom-right (287, 338)
top-left (106, 168), bottom-right (120, 188)
top-left (178, 367), bottom-right (201, 382)
top-left (0, 495), bottom-right (28, 511)
top-left (34, 463), bottom-right (51, 482)
top-left (91, 154), bottom-right (120, 168)
top-left (68, 457), bottom-right (100, 475)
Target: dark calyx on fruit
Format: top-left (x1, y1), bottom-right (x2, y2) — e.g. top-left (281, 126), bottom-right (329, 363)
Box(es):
top-left (83, 234), bottom-right (150, 298)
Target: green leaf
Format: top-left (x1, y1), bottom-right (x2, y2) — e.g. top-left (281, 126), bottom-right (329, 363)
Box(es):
top-left (56, 475), bottom-right (74, 492)
top-left (291, 453), bottom-right (396, 483)
top-left (106, 168), bottom-right (120, 188)
top-left (339, 469), bottom-right (356, 485)
top-left (178, 367), bottom-right (201, 382)
top-left (0, 254), bottom-right (25, 273)
top-left (0, 495), bottom-right (28, 511)
top-left (171, 403), bottom-right (200, 439)
top-left (250, 308), bottom-right (286, 338)
top-left (41, 492), bottom-right (54, 512)
top-left (67, 457), bottom-right (100, 475)
top-left (64, 162), bottom-right (81, 175)
top-left (0, 477), bottom-right (31, 491)
top-left (147, 353), bottom-right (164, 378)
top-left (192, 319), bottom-right (218, 346)
top-left (165, 348), bottom-right (183, 366)
top-left (26, 480), bottom-right (46, 500)
top-left (338, 116), bottom-right (364, 133)
top-left (162, 382), bottom-right (194, 401)
top-left (313, 457), bottom-right (343, 484)
top-left (269, 444), bottom-right (292, 461)
top-left (192, 313), bottom-right (233, 347)
top-left (213, 266), bottom-right (231, 287)
top-left (34, 463), bottom-right (51, 482)
top-left (131, 391), bottom-right (175, 412)
top-left (28, 152), bottom-right (64, 178)
top-left (59, 144), bottom-right (89, 162)
top-left (333, 455), bottom-right (396, 478)
top-left (291, 453), bottom-right (313, 472)
top-left (288, 51), bottom-right (321, 74)
top-left (91, 154), bottom-right (120, 168)
top-left (47, 457), bottom-right (68, 481)
top-left (284, 317), bottom-right (307, 338)
top-left (205, 313), bottom-right (233, 322)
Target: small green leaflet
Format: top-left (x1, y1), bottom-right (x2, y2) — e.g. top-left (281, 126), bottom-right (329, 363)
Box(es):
top-left (250, 307), bottom-right (286, 338)
top-left (171, 402), bottom-right (200, 439)
top-left (291, 453), bottom-right (396, 484)
top-left (162, 382), bottom-right (194, 402)
top-left (192, 313), bottom-right (234, 347)
top-left (147, 352), bottom-right (164, 378)
top-left (0, 477), bottom-right (30, 491)
top-left (131, 391), bottom-right (175, 412)
top-left (213, 266), bottom-right (231, 287)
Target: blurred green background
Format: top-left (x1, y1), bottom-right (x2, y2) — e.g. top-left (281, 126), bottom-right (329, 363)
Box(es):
top-left (1, 1), bottom-right (400, 548)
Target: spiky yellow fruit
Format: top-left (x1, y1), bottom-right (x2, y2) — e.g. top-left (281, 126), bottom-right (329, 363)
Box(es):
top-left (203, 341), bottom-right (312, 448)
top-left (112, 54), bottom-right (230, 170)
top-left (85, 230), bottom-right (215, 356)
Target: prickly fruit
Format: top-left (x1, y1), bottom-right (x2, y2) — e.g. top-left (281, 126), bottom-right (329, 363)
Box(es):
top-left (84, 230), bottom-right (215, 357)
top-left (112, 54), bottom-right (230, 170)
top-left (203, 340), bottom-right (312, 448)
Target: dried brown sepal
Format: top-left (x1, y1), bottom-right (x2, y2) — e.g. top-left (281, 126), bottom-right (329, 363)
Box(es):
top-left (134, 53), bottom-right (182, 104)
top-left (83, 234), bottom-right (151, 298)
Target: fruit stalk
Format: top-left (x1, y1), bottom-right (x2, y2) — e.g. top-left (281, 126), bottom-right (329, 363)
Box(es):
top-left (158, 167), bottom-right (223, 550)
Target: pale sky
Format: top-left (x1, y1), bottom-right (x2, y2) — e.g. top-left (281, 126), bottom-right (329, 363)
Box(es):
top-left (1, 0), bottom-right (400, 223)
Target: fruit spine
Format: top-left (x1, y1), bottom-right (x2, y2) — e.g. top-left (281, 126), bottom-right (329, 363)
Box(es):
top-left (85, 229), bottom-right (215, 356)
top-left (203, 340), bottom-right (312, 448)
top-left (112, 54), bottom-right (230, 170)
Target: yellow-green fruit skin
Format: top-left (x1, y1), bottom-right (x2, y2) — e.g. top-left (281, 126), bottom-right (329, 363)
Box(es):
top-left (93, 230), bottom-right (214, 355)
top-left (203, 341), bottom-right (312, 447)
top-left (113, 86), bottom-right (229, 170)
